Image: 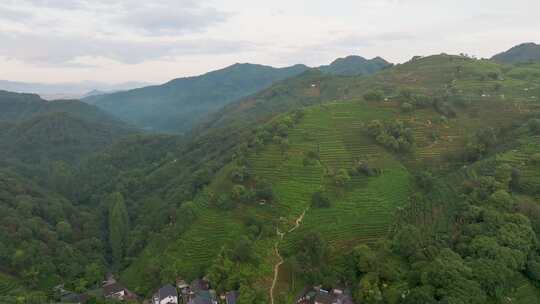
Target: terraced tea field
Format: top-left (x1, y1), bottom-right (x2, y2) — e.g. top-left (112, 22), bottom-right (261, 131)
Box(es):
top-left (0, 273), bottom-right (22, 297)
top-left (247, 102), bottom-right (411, 252)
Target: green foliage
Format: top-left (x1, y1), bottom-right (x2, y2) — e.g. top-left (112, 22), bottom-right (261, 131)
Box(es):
top-left (367, 120), bottom-right (415, 153)
top-left (311, 191), bottom-right (331, 208)
top-left (334, 168), bottom-right (351, 186)
top-left (529, 118), bottom-right (540, 134)
top-left (491, 42), bottom-right (540, 64)
top-left (319, 56), bottom-right (391, 76)
top-left (400, 102), bottom-right (413, 113)
top-left (363, 90), bottom-right (384, 102)
top-left (108, 192), bottom-right (130, 268)
top-left (84, 64), bottom-right (310, 133)
top-left (254, 179), bottom-right (274, 201)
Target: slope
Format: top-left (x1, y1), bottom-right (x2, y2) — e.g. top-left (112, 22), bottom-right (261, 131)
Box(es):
top-left (492, 42), bottom-right (540, 64)
top-left (0, 90), bottom-right (122, 126)
top-left (83, 63), bottom-right (310, 133)
top-left (115, 54), bottom-right (540, 299)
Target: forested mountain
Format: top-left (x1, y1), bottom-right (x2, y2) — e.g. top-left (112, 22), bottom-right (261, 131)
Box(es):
top-left (0, 90), bottom-right (121, 125)
top-left (319, 55), bottom-right (392, 76)
top-left (82, 63), bottom-right (310, 133)
top-left (492, 42), bottom-right (540, 64)
top-left (4, 50), bottom-right (540, 304)
top-left (83, 56), bottom-right (392, 134)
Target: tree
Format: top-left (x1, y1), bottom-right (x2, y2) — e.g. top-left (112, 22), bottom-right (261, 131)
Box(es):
top-left (335, 169), bottom-right (351, 186)
top-left (107, 192), bottom-right (130, 268)
top-left (84, 263), bottom-right (104, 288)
top-left (363, 90), bottom-right (384, 102)
top-left (230, 165), bottom-right (249, 183)
top-left (355, 272), bottom-right (383, 304)
top-left (528, 118), bottom-right (540, 134)
top-left (353, 244), bottom-right (377, 273)
top-left (311, 191), bottom-right (331, 208)
top-left (207, 250), bottom-right (236, 293)
top-left (402, 286), bottom-right (436, 304)
top-left (255, 179), bottom-right (274, 201)
top-left (237, 284), bottom-right (265, 304)
top-left (415, 171), bottom-right (435, 191)
top-left (231, 185), bottom-right (251, 203)
top-left (392, 225), bottom-right (422, 260)
top-left (292, 232), bottom-right (328, 283)
top-left (231, 237), bottom-right (255, 263)
top-left (55, 221), bottom-right (72, 241)
top-left (400, 102), bottom-right (413, 113)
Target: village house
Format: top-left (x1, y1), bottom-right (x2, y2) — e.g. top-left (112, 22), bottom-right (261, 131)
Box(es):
top-left (103, 281), bottom-right (137, 301)
top-left (103, 282), bottom-right (127, 300)
top-left (183, 278), bottom-right (217, 304)
top-left (153, 284), bottom-right (178, 304)
top-left (225, 291), bottom-right (238, 304)
top-left (296, 286), bottom-right (354, 304)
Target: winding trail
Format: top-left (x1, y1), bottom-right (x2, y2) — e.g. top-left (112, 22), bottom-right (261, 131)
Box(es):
top-left (270, 208), bottom-right (308, 304)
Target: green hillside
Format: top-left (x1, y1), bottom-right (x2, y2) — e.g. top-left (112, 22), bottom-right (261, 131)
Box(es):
top-left (0, 112), bottom-right (130, 164)
top-left (0, 90), bottom-right (121, 125)
top-left (83, 63), bottom-right (310, 133)
top-left (492, 42), bottom-right (540, 64)
top-left (115, 54), bottom-right (540, 303)
top-left (84, 56), bottom-right (392, 134)
top-left (319, 55), bottom-right (392, 76)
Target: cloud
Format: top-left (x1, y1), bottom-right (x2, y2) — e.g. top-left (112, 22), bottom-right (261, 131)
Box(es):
top-left (118, 4), bottom-right (231, 35)
top-left (0, 6), bottom-right (33, 22)
top-left (0, 31), bottom-right (256, 66)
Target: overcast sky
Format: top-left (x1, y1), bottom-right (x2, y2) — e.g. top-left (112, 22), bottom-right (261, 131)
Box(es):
top-left (0, 0), bottom-right (538, 84)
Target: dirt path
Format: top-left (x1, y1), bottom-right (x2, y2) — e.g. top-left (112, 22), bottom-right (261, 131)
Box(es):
top-left (270, 208), bottom-right (308, 304)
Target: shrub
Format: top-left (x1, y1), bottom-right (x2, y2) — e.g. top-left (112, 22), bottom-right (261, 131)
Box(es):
top-left (354, 162), bottom-right (379, 177)
top-left (335, 169), bottom-right (351, 186)
top-left (230, 165), bottom-right (249, 183)
top-left (531, 153), bottom-right (540, 165)
top-left (528, 119), bottom-right (540, 134)
top-left (255, 179), bottom-right (274, 201)
top-left (400, 102), bottom-right (414, 113)
top-left (367, 120), bottom-right (415, 153)
top-left (363, 90), bottom-right (384, 102)
top-left (415, 171), bottom-right (435, 191)
top-left (311, 191), bottom-right (331, 208)
top-left (231, 185), bottom-right (252, 203)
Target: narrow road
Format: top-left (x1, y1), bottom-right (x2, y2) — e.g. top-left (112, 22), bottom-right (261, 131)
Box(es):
top-left (270, 208), bottom-right (308, 304)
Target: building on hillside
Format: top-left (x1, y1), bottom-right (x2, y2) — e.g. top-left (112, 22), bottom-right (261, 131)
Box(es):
top-left (225, 291), bottom-right (238, 304)
top-left (296, 286), bottom-right (354, 304)
top-left (176, 277), bottom-right (189, 290)
top-left (152, 284), bottom-right (178, 304)
top-left (60, 292), bottom-right (90, 304)
top-left (103, 282), bottom-right (136, 301)
top-left (185, 278), bottom-right (218, 304)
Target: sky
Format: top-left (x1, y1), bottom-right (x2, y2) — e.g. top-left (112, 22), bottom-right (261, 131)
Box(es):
top-left (0, 0), bottom-right (539, 84)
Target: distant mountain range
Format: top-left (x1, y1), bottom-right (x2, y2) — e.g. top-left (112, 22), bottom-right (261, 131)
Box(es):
top-left (0, 80), bottom-right (151, 100)
top-left (83, 55), bottom-right (392, 133)
top-left (491, 42), bottom-right (540, 64)
top-left (83, 63), bottom-right (312, 133)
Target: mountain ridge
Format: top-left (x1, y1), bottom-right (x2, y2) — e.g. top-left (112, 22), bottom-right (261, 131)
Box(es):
top-left (82, 56), bottom-right (392, 133)
top-left (491, 42), bottom-right (540, 64)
